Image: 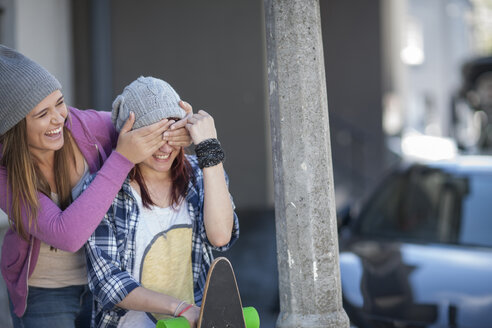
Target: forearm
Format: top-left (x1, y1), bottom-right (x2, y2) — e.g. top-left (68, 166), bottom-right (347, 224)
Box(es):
top-left (117, 287), bottom-right (183, 315)
top-left (202, 163), bottom-right (234, 247)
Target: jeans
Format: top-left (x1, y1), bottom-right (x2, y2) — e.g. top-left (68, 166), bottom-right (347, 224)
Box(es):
top-left (9, 285), bottom-right (92, 328)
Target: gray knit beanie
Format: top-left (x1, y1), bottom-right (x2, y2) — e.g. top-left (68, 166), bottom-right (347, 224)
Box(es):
top-left (112, 76), bottom-right (186, 132)
top-left (0, 45), bottom-right (62, 135)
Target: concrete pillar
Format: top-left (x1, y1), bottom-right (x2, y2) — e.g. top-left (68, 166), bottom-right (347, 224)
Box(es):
top-left (263, 1), bottom-right (349, 327)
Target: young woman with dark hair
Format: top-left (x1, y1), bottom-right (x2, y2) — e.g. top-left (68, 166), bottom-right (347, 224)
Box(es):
top-left (85, 77), bottom-right (239, 328)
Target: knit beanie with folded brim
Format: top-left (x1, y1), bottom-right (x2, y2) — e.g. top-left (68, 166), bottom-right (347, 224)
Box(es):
top-left (0, 45), bottom-right (62, 135)
top-left (112, 76), bottom-right (186, 132)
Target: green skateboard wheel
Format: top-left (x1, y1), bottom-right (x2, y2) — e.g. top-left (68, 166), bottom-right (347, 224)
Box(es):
top-left (156, 317), bottom-right (189, 328)
top-left (243, 307), bottom-right (260, 328)
top-left (155, 307), bottom-right (260, 328)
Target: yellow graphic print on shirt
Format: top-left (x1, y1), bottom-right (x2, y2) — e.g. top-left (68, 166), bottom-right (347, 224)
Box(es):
top-left (140, 224), bottom-right (194, 322)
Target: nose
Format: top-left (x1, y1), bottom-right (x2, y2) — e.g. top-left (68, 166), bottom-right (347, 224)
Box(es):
top-left (51, 109), bottom-right (66, 124)
top-left (159, 142), bottom-right (174, 153)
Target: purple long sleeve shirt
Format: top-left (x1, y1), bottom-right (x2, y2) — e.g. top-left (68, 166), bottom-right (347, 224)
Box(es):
top-left (0, 107), bottom-right (134, 317)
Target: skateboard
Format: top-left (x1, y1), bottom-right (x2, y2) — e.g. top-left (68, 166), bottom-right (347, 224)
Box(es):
top-left (156, 257), bottom-right (260, 328)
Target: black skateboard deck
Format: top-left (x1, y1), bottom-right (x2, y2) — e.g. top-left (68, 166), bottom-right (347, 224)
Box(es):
top-left (156, 257), bottom-right (259, 328)
top-left (198, 257), bottom-right (246, 328)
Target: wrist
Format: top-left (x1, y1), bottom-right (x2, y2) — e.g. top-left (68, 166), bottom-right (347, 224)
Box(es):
top-left (115, 147), bottom-right (132, 163)
top-left (110, 150), bottom-right (135, 168)
top-left (195, 138), bottom-right (225, 169)
top-left (177, 304), bottom-right (194, 317)
top-left (194, 134), bottom-right (217, 145)
top-left (173, 301), bottom-right (186, 317)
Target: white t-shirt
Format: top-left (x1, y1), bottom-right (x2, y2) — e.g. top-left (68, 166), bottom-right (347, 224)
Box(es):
top-left (117, 186), bottom-right (194, 328)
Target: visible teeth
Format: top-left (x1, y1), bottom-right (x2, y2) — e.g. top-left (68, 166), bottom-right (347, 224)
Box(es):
top-left (46, 127), bottom-right (62, 135)
top-left (154, 154), bottom-right (170, 160)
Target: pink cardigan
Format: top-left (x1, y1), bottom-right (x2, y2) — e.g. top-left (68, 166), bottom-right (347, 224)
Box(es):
top-left (0, 107), bottom-right (134, 317)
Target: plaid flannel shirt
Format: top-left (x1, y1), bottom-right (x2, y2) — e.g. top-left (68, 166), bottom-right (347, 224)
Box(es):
top-left (85, 155), bottom-right (239, 328)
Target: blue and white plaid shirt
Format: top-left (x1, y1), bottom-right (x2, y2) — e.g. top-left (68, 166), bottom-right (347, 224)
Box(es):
top-left (84, 155), bottom-right (239, 328)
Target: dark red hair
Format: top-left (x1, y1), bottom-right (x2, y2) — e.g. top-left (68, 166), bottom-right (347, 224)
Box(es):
top-left (130, 148), bottom-right (193, 209)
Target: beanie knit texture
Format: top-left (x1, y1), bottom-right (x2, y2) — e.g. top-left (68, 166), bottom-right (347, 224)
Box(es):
top-left (112, 76), bottom-right (186, 132)
top-left (0, 45), bottom-right (62, 135)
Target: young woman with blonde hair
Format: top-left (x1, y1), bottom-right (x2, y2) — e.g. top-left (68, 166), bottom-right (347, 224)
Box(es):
top-left (0, 45), bottom-right (192, 327)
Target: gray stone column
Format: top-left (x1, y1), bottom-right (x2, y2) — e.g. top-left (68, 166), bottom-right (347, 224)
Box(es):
top-left (263, 1), bottom-right (349, 327)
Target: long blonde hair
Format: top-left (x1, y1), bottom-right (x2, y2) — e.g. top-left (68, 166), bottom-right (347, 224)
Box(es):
top-left (0, 118), bottom-right (76, 241)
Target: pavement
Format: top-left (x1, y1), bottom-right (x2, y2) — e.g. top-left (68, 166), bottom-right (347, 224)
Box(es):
top-left (0, 209), bottom-right (280, 328)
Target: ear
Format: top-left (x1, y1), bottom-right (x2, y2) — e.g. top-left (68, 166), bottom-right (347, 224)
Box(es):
top-left (111, 94), bottom-right (126, 131)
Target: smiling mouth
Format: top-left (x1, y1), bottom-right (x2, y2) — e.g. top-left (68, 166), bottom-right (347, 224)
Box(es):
top-left (45, 127), bottom-right (62, 136)
top-left (153, 153), bottom-right (170, 160)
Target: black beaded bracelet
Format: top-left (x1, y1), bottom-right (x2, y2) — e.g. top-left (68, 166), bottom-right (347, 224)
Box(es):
top-left (195, 138), bottom-right (225, 169)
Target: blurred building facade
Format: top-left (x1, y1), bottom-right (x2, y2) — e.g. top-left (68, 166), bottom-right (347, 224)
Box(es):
top-left (382, 0), bottom-right (475, 144)
top-left (0, 0), bottom-right (482, 209)
top-left (0, 0), bottom-right (389, 211)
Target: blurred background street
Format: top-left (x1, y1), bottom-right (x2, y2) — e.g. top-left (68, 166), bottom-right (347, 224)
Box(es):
top-left (1, 0), bottom-right (492, 327)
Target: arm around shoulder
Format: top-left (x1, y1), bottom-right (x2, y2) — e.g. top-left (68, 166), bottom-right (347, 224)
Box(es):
top-left (0, 151), bottom-right (133, 252)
